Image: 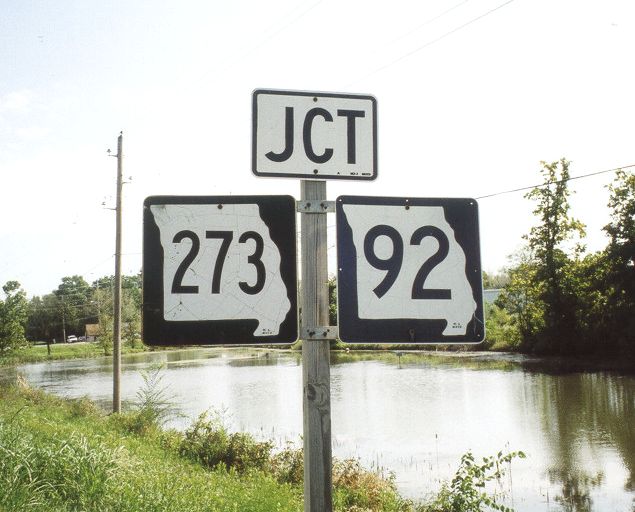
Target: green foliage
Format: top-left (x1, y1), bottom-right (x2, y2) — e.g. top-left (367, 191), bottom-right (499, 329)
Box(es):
top-left (270, 443), bottom-right (305, 484)
top-left (600, 170), bottom-right (635, 356)
top-left (497, 252), bottom-right (545, 350)
top-left (483, 302), bottom-right (520, 351)
top-left (0, 419), bottom-right (124, 511)
top-left (178, 410), bottom-right (274, 473)
top-left (26, 294), bottom-right (61, 342)
top-left (93, 273), bottom-right (142, 353)
top-left (496, 166), bottom-right (635, 356)
top-left (0, 341), bottom-right (145, 367)
top-left (482, 271), bottom-right (509, 289)
top-left (329, 274), bottom-right (338, 326)
top-left (0, 384), bottom-right (303, 512)
top-left (521, 159), bottom-right (585, 353)
top-left (113, 364), bottom-right (177, 435)
top-left (332, 458), bottom-right (409, 511)
top-left (54, 275), bottom-right (94, 339)
top-left (424, 450), bottom-right (525, 512)
top-left (0, 281), bottom-right (29, 355)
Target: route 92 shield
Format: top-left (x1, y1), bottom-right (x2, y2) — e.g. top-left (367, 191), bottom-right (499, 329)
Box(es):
top-left (143, 195), bottom-right (298, 346)
top-left (336, 196), bottom-right (484, 344)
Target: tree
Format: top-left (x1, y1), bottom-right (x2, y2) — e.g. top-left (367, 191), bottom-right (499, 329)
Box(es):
top-left (26, 294), bottom-right (62, 342)
top-left (54, 275), bottom-right (94, 339)
top-left (601, 170), bottom-right (635, 354)
top-left (500, 159), bottom-right (585, 354)
top-left (0, 281), bottom-right (29, 354)
top-left (482, 271), bottom-right (509, 289)
top-left (92, 273), bottom-right (142, 352)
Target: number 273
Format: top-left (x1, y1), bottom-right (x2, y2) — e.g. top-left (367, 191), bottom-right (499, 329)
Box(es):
top-left (170, 230), bottom-right (265, 295)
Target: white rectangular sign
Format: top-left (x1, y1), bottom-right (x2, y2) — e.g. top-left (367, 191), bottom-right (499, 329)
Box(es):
top-left (252, 89), bottom-right (377, 180)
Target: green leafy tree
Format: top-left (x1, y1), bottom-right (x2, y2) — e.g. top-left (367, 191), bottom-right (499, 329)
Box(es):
top-left (0, 281), bottom-right (29, 354)
top-left (54, 275), bottom-right (94, 339)
top-left (26, 294), bottom-right (62, 342)
top-left (482, 271), bottom-right (510, 289)
top-left (498, 251), bottom-right (544, 348)
top-left (92, 273), bottom-right (142, 352)
top-left (601, 170), bottom-right (635, 354)
top-left (499, 159), bottom-right (585, 354)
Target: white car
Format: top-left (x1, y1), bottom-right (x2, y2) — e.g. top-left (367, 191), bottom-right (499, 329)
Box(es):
top-left (66, 335), bottom-right (78, 343)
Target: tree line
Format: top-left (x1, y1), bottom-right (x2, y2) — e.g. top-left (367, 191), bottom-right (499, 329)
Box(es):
top-left (0, 273), bottom-right (142, 355)
top-left (487, 159), bottom-right (634, 357)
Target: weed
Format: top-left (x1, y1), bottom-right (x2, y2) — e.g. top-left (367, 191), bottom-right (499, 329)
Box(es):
top-left (179, 410), bottom-right (273, 473)
top-left (270, 443), bottom-right (304, 484)
top-left (423, 450), bottom-right (526, 512)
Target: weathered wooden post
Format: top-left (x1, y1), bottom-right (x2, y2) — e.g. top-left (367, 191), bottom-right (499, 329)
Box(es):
top-left (300, 179), bottom-right (333, 512)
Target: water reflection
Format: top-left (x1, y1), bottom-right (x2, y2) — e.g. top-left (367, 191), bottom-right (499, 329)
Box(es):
top-left (527, 371), bottom-right (635, 510)
top-left (3, 348), bottom-right (635, 511)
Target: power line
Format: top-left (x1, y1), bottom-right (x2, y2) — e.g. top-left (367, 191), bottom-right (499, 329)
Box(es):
top-left (347, 0), bottom-right (517, 87)
top-left (476, 163), bottom-right (635, 199)
top-left (385, 0), bottom-right (471, 47)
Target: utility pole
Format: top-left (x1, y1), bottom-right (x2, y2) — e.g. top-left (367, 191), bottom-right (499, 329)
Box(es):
top-left (61, 295), bottom-right (66, 343)
top-left (112, 132), bottom-right (123, 413)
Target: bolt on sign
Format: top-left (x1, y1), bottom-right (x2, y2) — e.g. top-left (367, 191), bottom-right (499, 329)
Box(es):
top-left (252, 89), bottom-right (377, 180)
top-left (143, 195), bottom-right (298, 345)
top-left (336, 196), bottom-right (484, 344)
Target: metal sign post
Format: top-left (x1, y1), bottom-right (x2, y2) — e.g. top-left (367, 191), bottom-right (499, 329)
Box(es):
top-left (300, 180), bottom-right (333, 512)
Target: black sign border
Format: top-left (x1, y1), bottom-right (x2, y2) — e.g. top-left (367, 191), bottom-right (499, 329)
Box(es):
top-left (336, 195), bottom-right (484, 344)
top-left (252, 89), bottom-right (378, 181)
top-left (143, 195), bottom-right (298, 346)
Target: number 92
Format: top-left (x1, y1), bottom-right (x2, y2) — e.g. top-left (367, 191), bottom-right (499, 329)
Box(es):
top-left (363, 225), bottom-right (452, 300)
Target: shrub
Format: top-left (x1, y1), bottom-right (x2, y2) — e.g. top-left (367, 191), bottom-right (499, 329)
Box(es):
top-left (332, 458), bottom-right (408, 511)
top-left (270, 443), bottom-right (304, 484)
top-left (179, 411), bottom-right (273, 473)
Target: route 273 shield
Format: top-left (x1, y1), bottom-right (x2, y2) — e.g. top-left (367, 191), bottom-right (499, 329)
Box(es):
top-left (336, 195), bottom-right (484, 344)
top-left (143, 195), bottom-right (298, 346)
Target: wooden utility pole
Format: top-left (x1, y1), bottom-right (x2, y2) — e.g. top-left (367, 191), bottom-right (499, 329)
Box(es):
top-left (300, 180), bottom-right (333, 512)
top-left (112, 132), bottom-right (123, 413)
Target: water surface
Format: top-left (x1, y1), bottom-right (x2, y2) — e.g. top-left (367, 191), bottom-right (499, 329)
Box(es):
top-left (4, 348), bottom-right (635, 511)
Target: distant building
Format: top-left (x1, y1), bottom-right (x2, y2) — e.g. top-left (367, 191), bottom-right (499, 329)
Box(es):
top-left (85, 323), bottom-right (101, 342)
top-left (483, 288), bottom-right (502, 304)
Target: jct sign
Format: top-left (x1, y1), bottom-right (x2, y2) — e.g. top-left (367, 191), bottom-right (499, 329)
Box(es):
top-left (252, 89), bottom-right (377, 180)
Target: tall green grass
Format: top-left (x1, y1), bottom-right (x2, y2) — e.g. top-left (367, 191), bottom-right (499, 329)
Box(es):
top-left (0, 383), bottom-right (302, 512)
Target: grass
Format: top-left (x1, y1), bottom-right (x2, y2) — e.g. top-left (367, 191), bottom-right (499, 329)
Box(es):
top-left (0, 380), bottom-right (426, 512)
top-left (0, 381), bottom-right (303, 512)
top-left (0, 342), bottom-right (149, 367)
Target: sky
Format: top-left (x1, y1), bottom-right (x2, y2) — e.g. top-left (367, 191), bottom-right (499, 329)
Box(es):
top-left (1, 0), bottom-right (634, 298)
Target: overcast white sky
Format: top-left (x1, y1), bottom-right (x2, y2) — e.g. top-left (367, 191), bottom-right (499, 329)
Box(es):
top-left (1, 0), bottom-right (634, 297)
